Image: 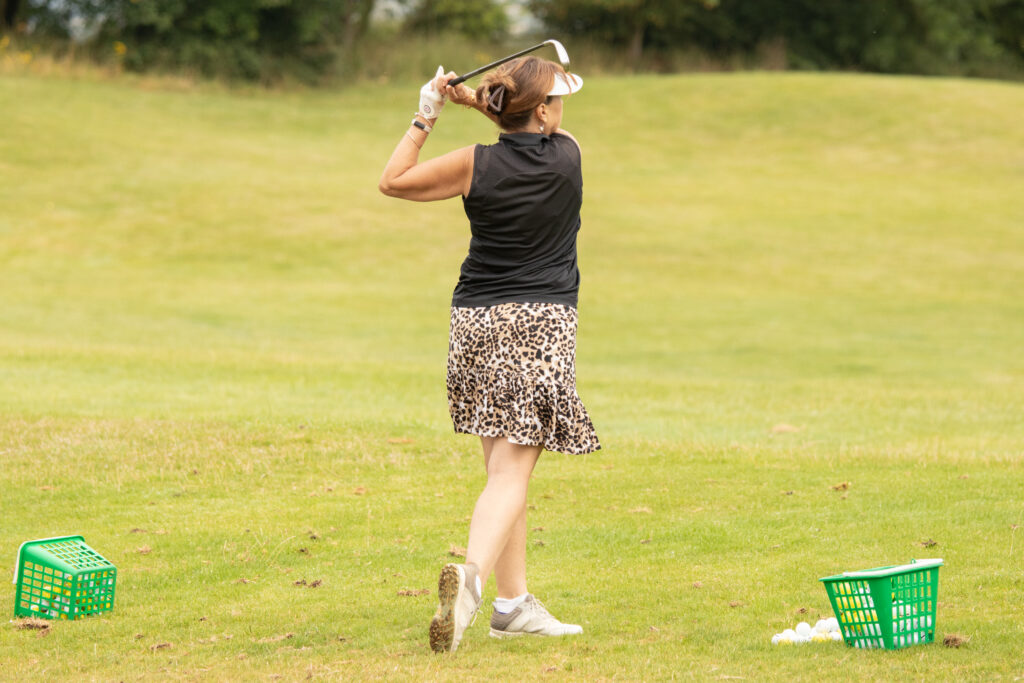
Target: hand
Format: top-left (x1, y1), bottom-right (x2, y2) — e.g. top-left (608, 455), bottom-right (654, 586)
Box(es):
top-left (418, 65), bottom-right (446, 120)
top-left (442, 72), bottom-right (477, 108)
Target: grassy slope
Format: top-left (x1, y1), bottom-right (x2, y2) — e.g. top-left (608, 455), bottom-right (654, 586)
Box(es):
top-left (1, 71), bottom-right (1022, 680)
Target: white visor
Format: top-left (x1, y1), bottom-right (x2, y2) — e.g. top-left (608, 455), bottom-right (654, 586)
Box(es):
top-left (548, 72), bottom-right (583, 96)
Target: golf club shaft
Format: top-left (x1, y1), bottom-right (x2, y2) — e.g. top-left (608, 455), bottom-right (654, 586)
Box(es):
top-left (448, 42), bottom-right (560, 86)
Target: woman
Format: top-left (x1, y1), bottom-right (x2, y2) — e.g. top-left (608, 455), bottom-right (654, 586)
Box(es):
top-left (379, 56), bottom-right (600, 654)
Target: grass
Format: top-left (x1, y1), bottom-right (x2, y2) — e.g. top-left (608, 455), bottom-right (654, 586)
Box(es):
top-left (1, 67), bottom-right (1023, 680)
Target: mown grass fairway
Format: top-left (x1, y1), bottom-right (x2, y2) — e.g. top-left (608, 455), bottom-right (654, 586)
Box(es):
top-left (1, 70), bottom-right (1023, 680)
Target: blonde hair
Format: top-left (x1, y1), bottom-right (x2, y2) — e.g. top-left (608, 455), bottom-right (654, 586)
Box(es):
top-left (474, 56), bottom-right (570, 132)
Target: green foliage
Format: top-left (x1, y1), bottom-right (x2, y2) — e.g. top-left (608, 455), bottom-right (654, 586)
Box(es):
top-left (403, 0), bottom-right (509, 41)
top-left (24, 0), bottom-right (376, 82)
top-left (736, 0), bottom-right (1021, 76)
top-left (1, 0), bottom-right (21, 29)
top-left (15, 0), bottom-right (1024, 81)
top-left (529, 0), bottom-right (1024, 77)
top-left (528, 0), bottom-right (709, 50)
top-left (990, 0), bottom-right (1024, 57)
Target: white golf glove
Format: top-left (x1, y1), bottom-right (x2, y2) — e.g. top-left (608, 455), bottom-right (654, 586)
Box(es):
top-left (418, 65), bottom-right (446, 120)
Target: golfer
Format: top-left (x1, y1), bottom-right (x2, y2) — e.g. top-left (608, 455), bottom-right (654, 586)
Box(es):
top-left (379, 56), bottom-right (599, 653)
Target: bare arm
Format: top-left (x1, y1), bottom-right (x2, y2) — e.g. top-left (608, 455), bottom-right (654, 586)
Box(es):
top-left (378, 128), bottom-right (474, 201)
top-left (379, 68), bottom-right (479, 202)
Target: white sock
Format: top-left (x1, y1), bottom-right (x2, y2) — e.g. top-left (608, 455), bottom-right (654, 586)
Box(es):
top-left (475, 576), bottom-right (482, 597)
top-left (493, 592), bottom-right (529, 614)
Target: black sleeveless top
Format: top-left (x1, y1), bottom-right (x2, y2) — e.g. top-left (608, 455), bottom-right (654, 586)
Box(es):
top-left (452, 132), bottom-right (583, 308)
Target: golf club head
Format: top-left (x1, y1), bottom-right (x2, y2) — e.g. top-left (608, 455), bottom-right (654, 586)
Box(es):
top-left (544, 39), bottom-right (570, 69)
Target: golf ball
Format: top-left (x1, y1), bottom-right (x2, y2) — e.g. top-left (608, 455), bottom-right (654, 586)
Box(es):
top-left (826, 617), bottom-right (839, 632)
top-left (830, 631), bottom-right (843, 641)
top-left (771, 633), bottom-right (782, 645)
top-left (813, 619), bottom-right (829, 634)
top-left (795, 622), bottom-right (812, 637)
top-left (782, 629), bottom-right (797, 641)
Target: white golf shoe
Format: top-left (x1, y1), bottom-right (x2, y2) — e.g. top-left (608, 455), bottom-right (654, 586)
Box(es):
top-left (429, 563), bottom-right (482, 653)
top-left (488, 594), bottom-right (583, 638)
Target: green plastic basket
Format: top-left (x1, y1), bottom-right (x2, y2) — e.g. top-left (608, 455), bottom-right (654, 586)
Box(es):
top-left (12, 535), bottom-right (117, 620)
top-left (820, 558), bottom-right (942, 649)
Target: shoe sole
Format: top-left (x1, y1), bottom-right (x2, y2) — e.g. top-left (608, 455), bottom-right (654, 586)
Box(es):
top-left (488, 626), bottom-right (584, 638)
top-left (489, 627), bottom-right (526, 639)
top-left (429, 564), bottom-right (463, 653)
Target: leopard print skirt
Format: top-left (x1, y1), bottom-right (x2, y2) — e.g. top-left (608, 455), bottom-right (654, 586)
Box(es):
top-left (447, 302), bottom-right (601, 455)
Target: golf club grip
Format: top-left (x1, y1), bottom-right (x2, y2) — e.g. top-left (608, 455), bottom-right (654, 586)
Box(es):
top-left (448, 75), bottom-right (468, 87)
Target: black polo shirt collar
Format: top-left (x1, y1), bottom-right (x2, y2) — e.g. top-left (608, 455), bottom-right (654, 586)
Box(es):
top-left (499, 132), bottom-right (550, 146)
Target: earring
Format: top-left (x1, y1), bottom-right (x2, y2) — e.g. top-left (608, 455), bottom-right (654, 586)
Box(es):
top-left (539, 123), bottom-right (545, 133)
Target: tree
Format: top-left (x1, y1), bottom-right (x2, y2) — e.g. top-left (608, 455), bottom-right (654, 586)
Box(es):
top-left (1, 0), bottom-right (20, 30)
top-left (404, 0), bottom-right (509, 41)
top-left (528, 0), bottom-right (717, 64)
top-left (734, 0), bottom-right (1022, 75)
top-left (24, 0), bottom-right (377, 82)
top-left (528, 0), bottom-right (1024, 77)
top-left (988, 0), bottom-right (1024, 64)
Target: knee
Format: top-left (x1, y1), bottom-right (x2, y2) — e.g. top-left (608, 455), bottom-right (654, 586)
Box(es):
top-left (483, 439), bottom-right (540, 483)
top-left (485, 464), bottom-right (529, 488)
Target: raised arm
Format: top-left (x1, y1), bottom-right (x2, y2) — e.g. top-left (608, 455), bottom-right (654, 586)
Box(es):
top-left (379, 68), bottom-right (475, 202)
top-left (379, 140), bottom-right (474, 202)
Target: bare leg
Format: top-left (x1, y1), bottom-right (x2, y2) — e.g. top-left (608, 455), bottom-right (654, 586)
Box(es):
top-left (465, 437), bottom-right (541, 588)
top-left (479, 437), bottom-right (529, 599)
top-left (493, 506), bottom-right (528, 598)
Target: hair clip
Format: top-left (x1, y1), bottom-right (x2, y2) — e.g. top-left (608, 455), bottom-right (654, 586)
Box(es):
top-left (486, 84), bottom-right (506, 116)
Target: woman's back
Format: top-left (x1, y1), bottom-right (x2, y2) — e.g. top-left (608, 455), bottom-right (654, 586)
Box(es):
top-left (454, 132), bottom-right (582, 308)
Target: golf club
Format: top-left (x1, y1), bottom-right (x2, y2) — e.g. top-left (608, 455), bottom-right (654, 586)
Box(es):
top-left (447, 39), bottom-right (570, 87)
